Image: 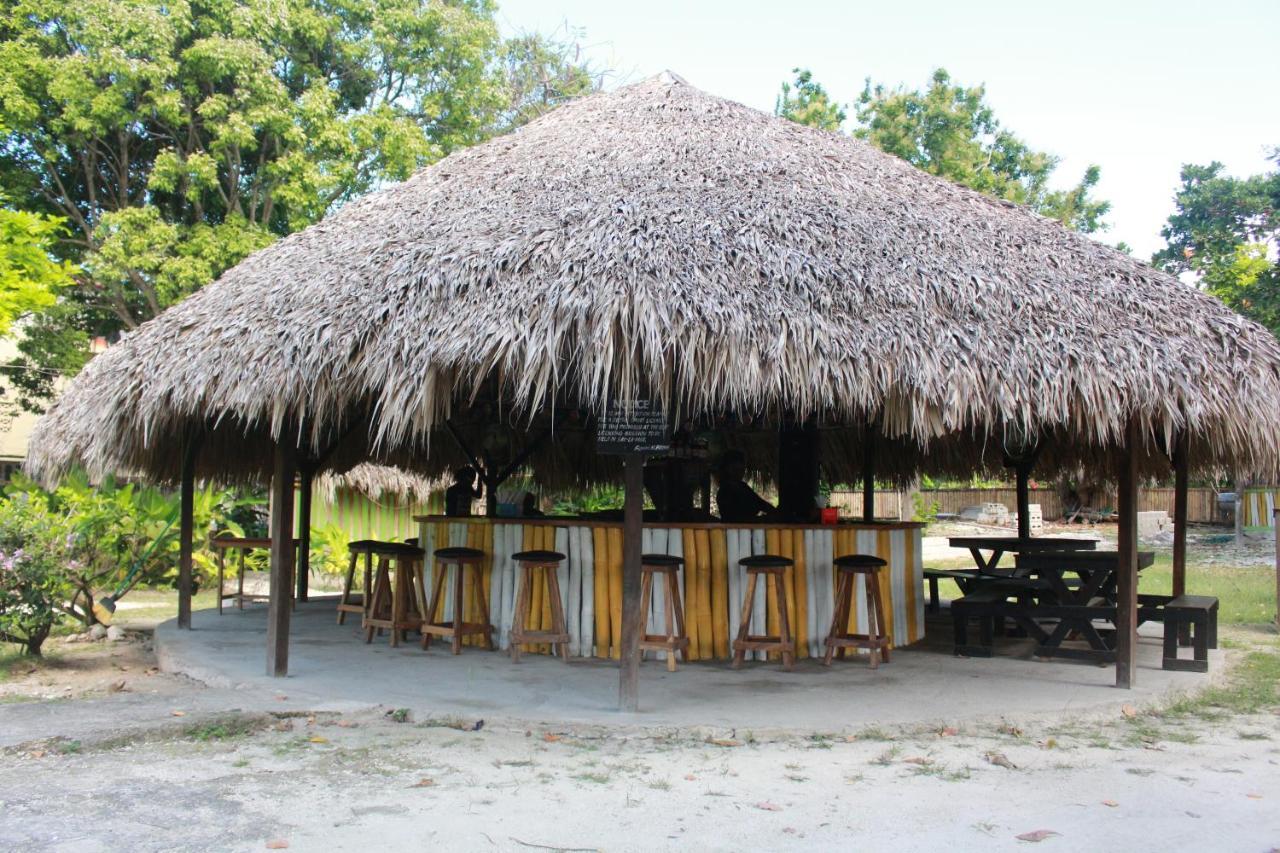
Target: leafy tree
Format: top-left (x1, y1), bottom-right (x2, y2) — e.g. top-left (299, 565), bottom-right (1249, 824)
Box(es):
top-left (0, 0), bottom-right (596, 410)
top-left (1153, 156), bottom-right (1280, 335)
top-left (775, 68), bottom-right (845, 132)
top-left (777, 67), bottom-right (1110, 233)
top-left (0, 203), bottom-right (75, 336)
top-left (499, 28), bottom-right (601, 129)
top-left (0, 492), bottom-right (73, 655)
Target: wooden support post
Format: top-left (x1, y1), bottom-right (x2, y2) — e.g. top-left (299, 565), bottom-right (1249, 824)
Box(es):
top-left (619, 453), bottom-right (644, 712)
top-left (1171, 432), bottom-right (1188, 599)
top-left (177, 433), bottom-right (200, 630)
top-left (267, 441), bottom-right (297, 677)
top-left (862, 420), bottom-right (876, 522)
top-left (1016, 461), bottom-right (1031, 540)
top-left (296, 463), bottom-right (314, 603)
top-left (1115, 420), bottom-right (1140, 689)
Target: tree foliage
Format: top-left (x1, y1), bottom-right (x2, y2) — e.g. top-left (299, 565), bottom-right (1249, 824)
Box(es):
top-left (0, 0), bottom-right (598, 410)
top-left (776, 67), bottom-right (1110, 233)
top-left (775, 68), bottom-right (845, 132)
top-left (1153, 156), bottom-right (1280, 335)
top-left (0, 203), bottom-right (75, 337)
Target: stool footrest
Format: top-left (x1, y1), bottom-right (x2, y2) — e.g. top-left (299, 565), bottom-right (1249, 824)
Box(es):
top-left (512, 631), bottom-right (571, 644)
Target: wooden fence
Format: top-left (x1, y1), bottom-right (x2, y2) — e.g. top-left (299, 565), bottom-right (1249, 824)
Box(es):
top-left (830, 487), bottom-right (1227, 523)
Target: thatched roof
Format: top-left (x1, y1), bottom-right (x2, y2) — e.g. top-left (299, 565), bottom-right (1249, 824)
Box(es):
top-left (316, 464), bottom-right (439, 504)
top-left (26, 72), bottom-right (1280, 487)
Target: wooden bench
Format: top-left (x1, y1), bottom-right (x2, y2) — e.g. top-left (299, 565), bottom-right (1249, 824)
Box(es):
top-left (923, 568), bottom-right (982, 612)
top-left (1162, 595), bottom-right (1219, 673)
top-left (950, 588), bottom-right (1008, 657)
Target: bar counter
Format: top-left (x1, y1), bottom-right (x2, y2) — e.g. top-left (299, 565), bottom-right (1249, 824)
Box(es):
top-left (413, 515), bottom-right (925, 661)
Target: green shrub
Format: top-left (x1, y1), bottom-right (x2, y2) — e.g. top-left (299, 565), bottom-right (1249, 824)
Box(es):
top-left (0, 494), bottom-right (75, 655)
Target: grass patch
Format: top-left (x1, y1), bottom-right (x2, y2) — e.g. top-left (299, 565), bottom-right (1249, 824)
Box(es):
top-left (1162, 647), bottom-right (1280, 718)
top-left (573, 771), bottom-right (611, 785)
top-left (186, 719), bottom-right (262, 741)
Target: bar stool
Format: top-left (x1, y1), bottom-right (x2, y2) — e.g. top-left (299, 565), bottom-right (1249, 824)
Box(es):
top-left (639, 554), bottom-right (690, 671)
top-left (824, 554), bottom-right (891, 667)
top-left (731, 554), bottom-right (795, 671)
top-left (509, 550), bottom-right (570, 663)
top-left (422, 547), bottom-right (494, 654)
top-left (362, 541), bottom-right (427, 647)
top-left (336, 540), bottom-right (377, 625)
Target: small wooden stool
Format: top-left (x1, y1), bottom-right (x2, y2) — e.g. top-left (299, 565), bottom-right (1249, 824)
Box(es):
top-left (731, 554), bottom-right (795, 671)
top-left (422, 547), bottom-right (494, 654)
top-left (509, 550), bottom-right (570, 663)
top-left (337, 539), bottom-right (377, 625)
top-left (362, 541), bottom-right (426, 647)
top-left (824, 554), bottom-right (891, 667)
top-left (639, 554), bottom-right (690, 671)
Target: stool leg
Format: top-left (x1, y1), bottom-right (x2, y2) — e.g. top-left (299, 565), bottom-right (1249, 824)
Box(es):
top-left (732, 572), bottom-right (759, 669)
top-left (774, 573), bottom-right (794, 671)
top-left (638, 570), bottom-right (654, 663)
top-left (871, 570), bottom-right (890, 664)
top-left (668, 570), bottom-right (688, 665)
top-left (510, 566), bottom-right (530, 663)
top-left (472, 563), bottom-right (495, 651)
top-left (338, 551), bottom-right (357, 625)
top-left (823, 571), bottom-right (849, 666)
top-left (363, 552), bottom-right (373, 619)
top-left (864, 577), bottom-right (879, 669)
top-left (546, 565), bottom-right (570, 662)
top-left (423, 560), bottom-right (448, 650)
top-left (450, 563), bottom-right (464, 655)
top-left (663, 576), bottom-right (677, 672)
top-left (365, 564), bottom-right (389, 644)
top-left (390, 561), bottom-right (405, 648)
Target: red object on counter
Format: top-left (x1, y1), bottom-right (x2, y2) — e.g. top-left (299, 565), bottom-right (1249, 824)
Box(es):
top-left (820, 508), bottom-right (839, 525)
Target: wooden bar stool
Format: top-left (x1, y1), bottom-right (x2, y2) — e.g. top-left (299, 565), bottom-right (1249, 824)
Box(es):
top-left (422, 547), bottom-right (494, 654)
top-left (824, 554), bottom-right (891, 667)
top-left (509, 550), bottom-right (570, 663)
top-left (337, 540), bottom-right (377, 625)
top-left (362, 541), bottom-right (426, 647)
top-left (639, 553), bottom-right (690, 672)
top-left (731, 554), bottom-right (795, 671)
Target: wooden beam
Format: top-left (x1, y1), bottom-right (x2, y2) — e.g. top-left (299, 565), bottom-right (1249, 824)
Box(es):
top-left (176, 432), bottom-right (201, 630)
top-left (618, 453), bottom-right (644, 712)
top-left (862, 420), bottom-right (876, 522)
top-left (312, 409), bottom-right (371, 470)
top-left (296, 462), bottom-right (314, 603)
top-left (1016, 461), bottom-right (1031, 540)
top-left (1115, 419), bottom-right (1140, 689)
top-left (267, 440), bottom-right (297, 677)
top-left (1171, 432), bottom-right (1188, 599)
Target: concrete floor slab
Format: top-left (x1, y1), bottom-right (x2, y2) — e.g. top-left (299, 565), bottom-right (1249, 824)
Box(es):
top-left (156, 597), bottom-right (1221, 732)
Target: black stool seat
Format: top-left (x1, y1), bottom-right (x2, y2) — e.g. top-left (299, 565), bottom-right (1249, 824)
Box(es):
top-left (347, 539), bottom-right (381, 552)
top-left (435, 546), bottom-right (485, 560)
top-left (834, 554), bottom-right (887, 570)
top-left (512, 550), bottom-right (565, 563)
top-left (739, 554), bottom-right (793, 570)
top-left (642, 553), bottom-right (684, 567)
top-left (367, 540), bottom-right (424, 558)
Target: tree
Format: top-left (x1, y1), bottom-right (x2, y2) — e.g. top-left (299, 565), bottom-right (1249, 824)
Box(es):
top-left (0, 203), bottom-right (75, 336)
top-left (499, 27), bottom-right (602, 129)
top-left (776, 67), bottom-right (1110, 233)
top-left (0, 0), bottom-right (597, 410)
top-left (1154, 156), bottom-right (1280, 335)
top-left (775, 68), bottom-right (845, 132)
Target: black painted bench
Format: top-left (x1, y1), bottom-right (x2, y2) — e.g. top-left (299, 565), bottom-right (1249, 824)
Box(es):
top-left (924, 568), bottom-right (982, 612)
top-left (1161, 595), bottom-right (1219, 673)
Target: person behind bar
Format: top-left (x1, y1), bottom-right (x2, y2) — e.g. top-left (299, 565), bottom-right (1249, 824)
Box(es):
top-left (444, 466), bottom-right (483, 517)
top-left (715, 449), bottom-right (776, 523)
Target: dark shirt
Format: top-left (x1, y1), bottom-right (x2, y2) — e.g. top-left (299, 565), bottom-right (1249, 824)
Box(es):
top-left (444, 483), bottom-right (479, 517)
top-left (717, 480), bottom-right (773, 523)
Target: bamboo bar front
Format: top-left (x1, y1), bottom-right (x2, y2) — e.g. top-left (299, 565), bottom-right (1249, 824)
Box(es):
top-left (413, 516), bottom-right (925, 661)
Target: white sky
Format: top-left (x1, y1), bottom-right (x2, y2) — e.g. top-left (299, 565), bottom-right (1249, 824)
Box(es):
top-left (496, 0), bottom-right (1280, 259)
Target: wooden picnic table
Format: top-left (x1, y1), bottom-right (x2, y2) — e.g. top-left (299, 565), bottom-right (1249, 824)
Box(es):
top-left (947, 535), bottom-right (1098, 576)
top-left (210, 536), bottom-right (302, 613)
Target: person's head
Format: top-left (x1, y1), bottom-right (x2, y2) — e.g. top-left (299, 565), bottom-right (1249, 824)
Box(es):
top-left (454, 465), bottom-right (476, 484)
top-left (522, 491), bottom-right (539, 513)
top-left (720, 449), bottom-right (746, 481)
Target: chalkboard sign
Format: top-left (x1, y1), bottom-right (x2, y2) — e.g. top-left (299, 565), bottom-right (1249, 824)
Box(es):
top-left (596, 399), bottom-right (669, 455)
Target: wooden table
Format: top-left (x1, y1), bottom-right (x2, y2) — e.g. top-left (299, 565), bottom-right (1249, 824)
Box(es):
top-left (210, 536), bottom-right (302, 613)
top-left (948, 536), bottom-right (1098, 576)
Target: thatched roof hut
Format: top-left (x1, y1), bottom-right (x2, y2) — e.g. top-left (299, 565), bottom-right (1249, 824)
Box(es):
top-left (26, 72), bottom-right (1280, 487)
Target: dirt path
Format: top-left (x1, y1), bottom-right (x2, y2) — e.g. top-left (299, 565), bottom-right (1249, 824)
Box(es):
top-left (2, 634), bottom-right (1278, 852)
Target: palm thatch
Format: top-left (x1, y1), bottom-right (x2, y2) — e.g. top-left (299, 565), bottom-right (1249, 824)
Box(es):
top-left (26, 72), bottom-right (1280, 488)
top-left (315, 463), bottom-right (439, 504)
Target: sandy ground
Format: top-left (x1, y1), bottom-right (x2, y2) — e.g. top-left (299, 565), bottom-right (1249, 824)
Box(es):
top-left (1, 633), bottom-right (1278, 852)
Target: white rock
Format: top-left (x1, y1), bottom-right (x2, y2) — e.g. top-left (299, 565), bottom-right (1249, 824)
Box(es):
top-left (88, 623), bottom-right (108, 641)
top-left (106, 625), bottom-right (127, 642)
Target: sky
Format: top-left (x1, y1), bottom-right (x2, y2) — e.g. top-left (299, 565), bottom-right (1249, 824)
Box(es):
top-left (495, 0), bottom-right (1280, 259)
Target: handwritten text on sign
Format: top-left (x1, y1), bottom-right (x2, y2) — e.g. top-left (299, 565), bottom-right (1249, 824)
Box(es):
top-left (596, 399), bottom-right (669, 455)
